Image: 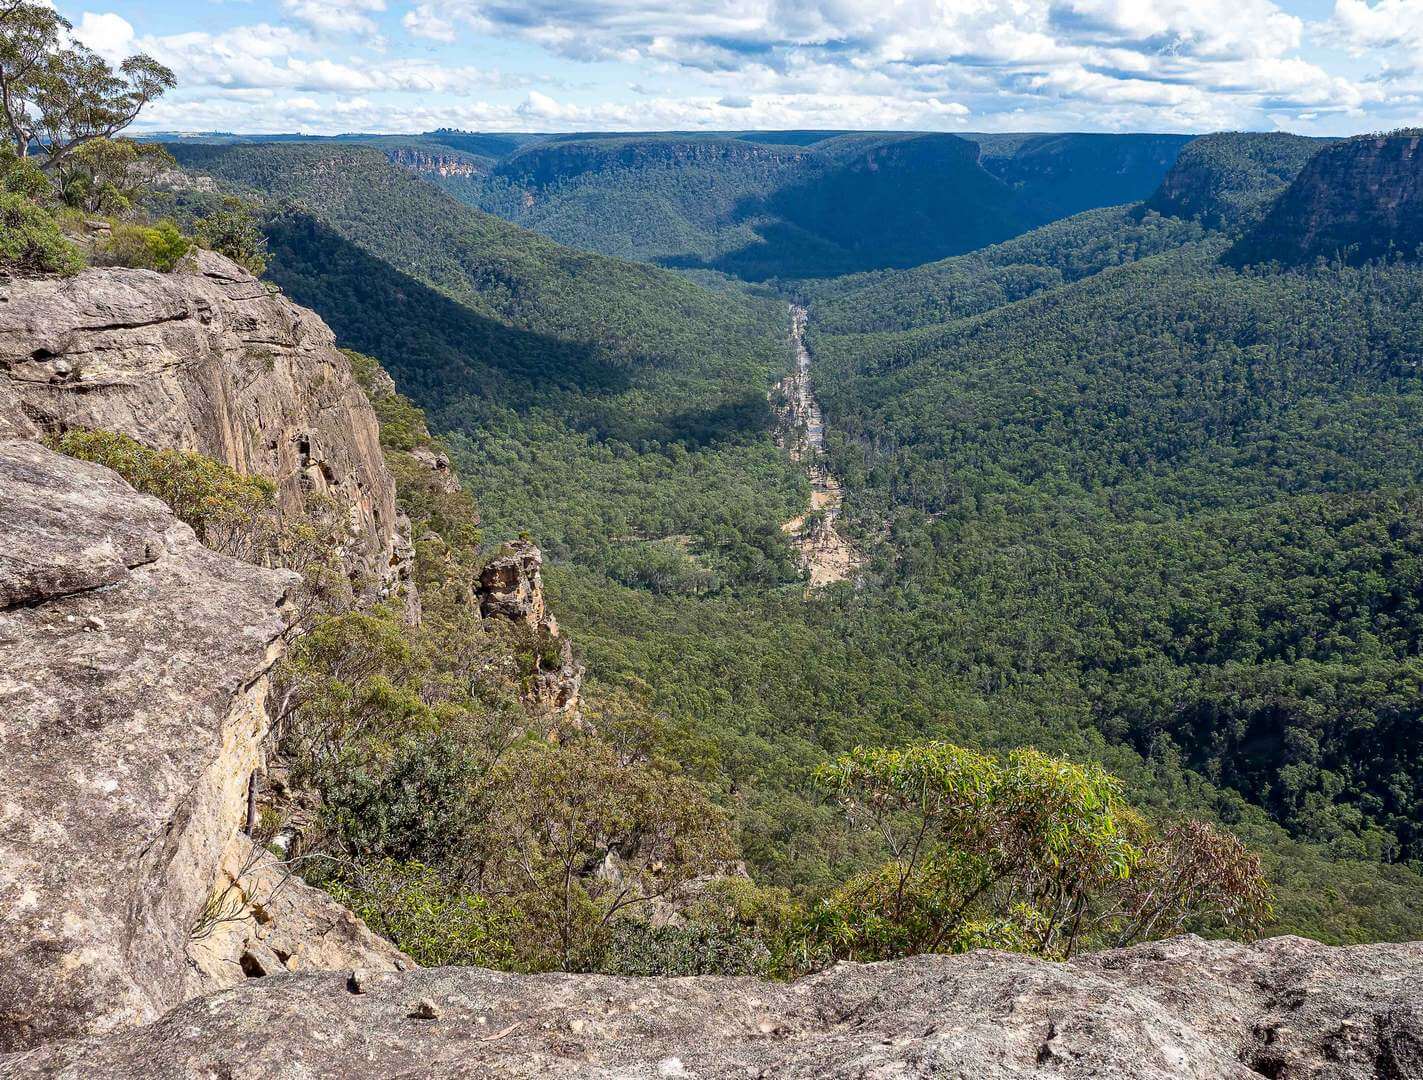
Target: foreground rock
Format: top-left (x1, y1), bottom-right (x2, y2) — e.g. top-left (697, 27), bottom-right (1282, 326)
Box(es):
top-left (4, 935), bottom-right (1421, 1078)
top-left (0, 441), bottom-right (402, 1054)
top-left (0, 251), bottom-right (408, 598)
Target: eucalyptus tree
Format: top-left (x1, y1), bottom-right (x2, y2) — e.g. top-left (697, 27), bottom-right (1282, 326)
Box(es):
top-left (0, 0), bottom-right (174, 170)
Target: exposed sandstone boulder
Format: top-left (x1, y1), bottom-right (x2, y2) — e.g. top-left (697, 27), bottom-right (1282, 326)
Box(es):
top-left (479, 539), bottom-right (547, 626)
top-left (0, 250), bottom-right (409, 600)
top-left (4, 935), bottom-right (1422, 1078)
top-left (188, 838), bottom-right (411, 985)
top-left (410, 445), bottom-right (461, 494)
top-left (0, 440), bottom-right (402, 1054)
top-left (479, 540), bottom-right (583, 719)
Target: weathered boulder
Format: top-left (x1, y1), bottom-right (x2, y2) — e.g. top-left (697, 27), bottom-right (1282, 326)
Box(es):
top-left (0, 440), bottom-right (402, 1054)
top-left (478, 541), bottom-right (584, 720)
top-left (0, 251), bottom-right (409, 599)
top-left (410, 445), bottom-right (461, 494)
top-left (479, 539), bottom-right (547, 626)
top-left (4, 935), bottom-right (1422, 1078)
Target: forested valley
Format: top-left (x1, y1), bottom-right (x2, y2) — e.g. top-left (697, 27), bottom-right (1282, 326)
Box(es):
top-left (158, 127), bottom-right (1423, 954)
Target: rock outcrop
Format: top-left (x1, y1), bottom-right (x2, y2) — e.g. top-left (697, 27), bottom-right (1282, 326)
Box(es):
top-left (5, 935), bottom-right (1423, 1078)
top-left (386, 146), bottom-right (483, 178)
top-left (479, 539), bottom-right (549, 626)
top-left (0, 250), bottom-right (409, 600)
top-left (479, 540), bottom-right (584, 719)
top-left (0, 439), bottom-right (402, 1054)
top-left (1228, 131), bottom-right (1423, 266)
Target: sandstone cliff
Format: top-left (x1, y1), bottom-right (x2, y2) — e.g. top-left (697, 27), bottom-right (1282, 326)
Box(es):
top-left (1229, 131), bottom-right (1423, 266)
top-left (0, 250), bottom-right (410, 600)
top-left (0, 439), bottom-right (405, 1054)
top-left (480, 539), bottom-right (584, 719)
top-left (1143, 131), bottom-right (1328, 230)
top-left (4, 934), bottom-right (1422, 1078)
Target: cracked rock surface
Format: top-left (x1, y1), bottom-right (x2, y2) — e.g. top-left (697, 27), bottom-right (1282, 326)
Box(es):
top-left (4, 934), bottom-right (1422, 1078)
top-left (0, 439), bottom-right (299, 1052)
top-left (0, 251), bottom-right (406, 597)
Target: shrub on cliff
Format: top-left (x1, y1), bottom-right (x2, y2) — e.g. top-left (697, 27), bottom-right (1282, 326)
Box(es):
top-left (99, 219), bottom-right (191, 271)
top-left (55, 139), bottom-right (176, 217)
top-left (47, 429), bottom-right (275, 555)
top-left (810, 740), bottom-right (1273, 961)
top-left (193, 197), bottom-right (268, 276)
top-left (0, 191), bottom-right (81, 273)
top-left (323, 859), bottom-right (527, 970)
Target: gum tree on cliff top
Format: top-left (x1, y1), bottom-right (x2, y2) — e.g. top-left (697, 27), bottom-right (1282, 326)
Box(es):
top-left (0, 0), bottom-right (173, 170)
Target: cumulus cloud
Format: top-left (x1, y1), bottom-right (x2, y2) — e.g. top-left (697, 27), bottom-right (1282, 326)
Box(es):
top-left (281, 0), bottom-right (386, 36)
top-left (73, 11), bottom-right (137, 63)
top-left (1328, 0), bottom-right (1423, 53)
top-left (84, 0), bottom-right (1418, 135)
top-left (383, 0), bottom-right (1368, 125)
top-left (119, 21), bottom-right (519, 98)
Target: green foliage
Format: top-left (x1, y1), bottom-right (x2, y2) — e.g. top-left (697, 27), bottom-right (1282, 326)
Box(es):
top-left (100, 218), bottom-right (192, 270)
top-left (805, 205), bottom-right (1206, 334)
top-left (1143, 131), bottom-right (1331, 230)
top-left (398, 131), bottom-right (1184, 280)
top-left (0, 147), bottom-right (52, 199)
top-left (1228, 132), bottom-right (1423, 268)
top-left (0, 2), bottom-right (174, 170)
top-left (601, 918), bottom-right (770, 977)
top-left (166, 143), bottom-right (807, 589)
top-left (48, 428), bottom-right (275, 556)
top-left (0, 189), bottom-right (79, 272)
top-left (808, 741), bottom-right (1271, 961)
top-left (489, 736), bottom-right (737, 970)
top-left (55, 138), bottom-right (175, 217)
top-left (158, 137), bottom-right (1423, 947)
top-left (323, 860), bottom-right (526, 969)
top-left (193, 196), bottom-right (268, 275)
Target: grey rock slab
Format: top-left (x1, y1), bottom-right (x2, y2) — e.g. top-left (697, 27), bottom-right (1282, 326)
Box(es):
top-left (4, 935), bottom-right (1423, 1078)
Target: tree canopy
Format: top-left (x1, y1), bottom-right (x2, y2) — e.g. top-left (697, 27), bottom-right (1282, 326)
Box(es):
top-left (0, 0), bottom-right (173, 170)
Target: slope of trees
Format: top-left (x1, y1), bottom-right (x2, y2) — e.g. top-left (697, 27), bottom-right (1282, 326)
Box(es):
top-left (163, 137), bottom-right (1423, 947)
top-left (404, 131), bottom-right (1185, 279)
top-left (807, 242), bottom-right (1423, 873)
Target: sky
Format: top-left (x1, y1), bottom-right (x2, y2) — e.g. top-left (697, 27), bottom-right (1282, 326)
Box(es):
top-left (61, 0), bottom-right (1423, 136)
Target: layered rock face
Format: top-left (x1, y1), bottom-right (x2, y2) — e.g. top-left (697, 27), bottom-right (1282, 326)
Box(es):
top-left (1229, 132), bottom-right (1423, 266)
top-left (4, 935), bottom-right (1422, 1078)
top-left (480, 540), bottom-right (584, 718)
top-left (386, 147), bottom-right (483, 178)
top-left (0, 440), bottom-right (403, 1054)
top-left (0, 250), bottom-right (409, 599)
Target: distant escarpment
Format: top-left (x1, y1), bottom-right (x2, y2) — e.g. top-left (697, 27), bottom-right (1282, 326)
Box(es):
top-left (1228, 131), bottom-right (1423, 266)
top-left (1144, 131), bottom-right (1330, 230)
top-left (6, 935), bottom-right (1423, 1078)
top-left (385, 146), bottom-right (484, 179)
top-left (0, 249), bottom-right (409, 601)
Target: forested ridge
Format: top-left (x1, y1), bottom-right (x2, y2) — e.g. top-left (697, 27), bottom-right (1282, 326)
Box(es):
top-left (163, 130), bottom-right (1423, 946)
top-left (807, 132), bottom-right (1423, 879)
top-left (239, 128), bottom-right (1188, 279)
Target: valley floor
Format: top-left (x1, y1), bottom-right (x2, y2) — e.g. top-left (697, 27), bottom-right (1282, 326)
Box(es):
top-left (776, 304), bottom-right (860, 588)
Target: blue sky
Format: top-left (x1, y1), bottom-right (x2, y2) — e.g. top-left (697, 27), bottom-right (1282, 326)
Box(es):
top-left (63, 0), bottom-right (1423, 135)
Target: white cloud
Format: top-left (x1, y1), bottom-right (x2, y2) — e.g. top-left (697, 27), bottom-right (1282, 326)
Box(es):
top-left (281, 0), bottom-right (385, 36)
top-left (73, 12), bottom-right (136, 63)
top-left (130, 23), bottom-right (518, 96)
top-left (101, 0), bottom-right (1419, 135)
top-left (1328, 0), bottom-right (1423, 53)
